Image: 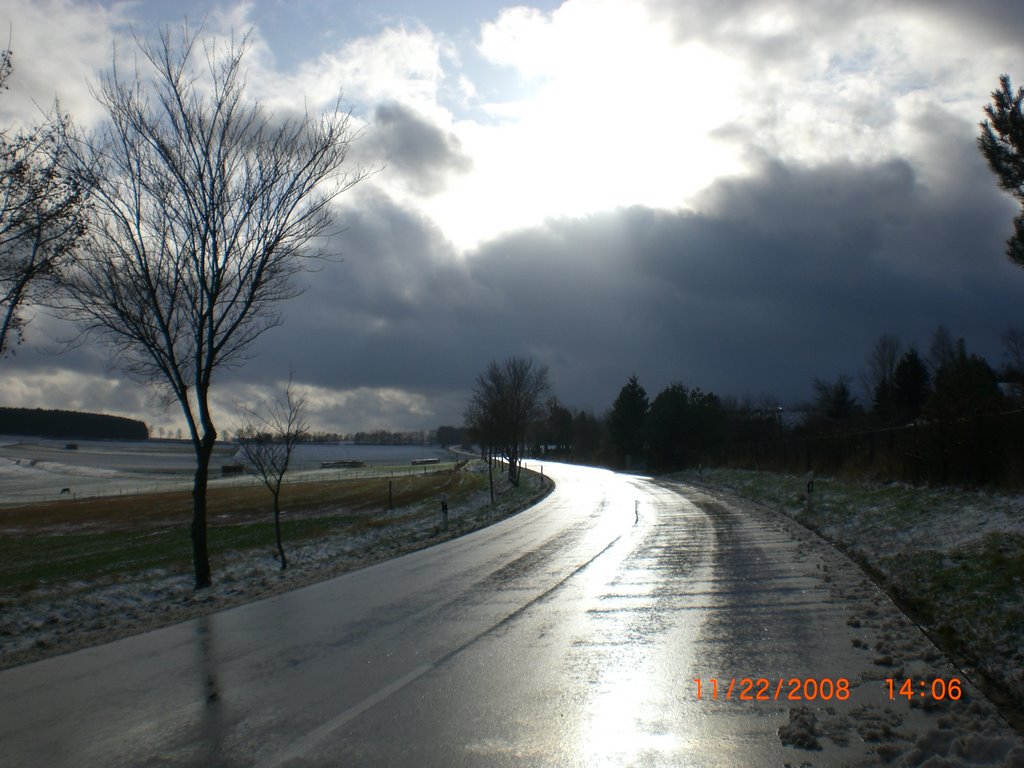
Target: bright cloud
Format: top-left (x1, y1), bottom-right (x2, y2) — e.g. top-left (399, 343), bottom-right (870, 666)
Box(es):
top-left (0, 0), bottom-right (130, 129)
top-left (220, 380), bottom-right (442, 435)
top-left (252, 23), bottom-right (452, 118)
top-left (423, 0), bottom-right (747, 250)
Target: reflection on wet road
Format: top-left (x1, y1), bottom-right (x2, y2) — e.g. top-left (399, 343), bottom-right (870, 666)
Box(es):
top-left (0, 463), bottom-right (986, 766)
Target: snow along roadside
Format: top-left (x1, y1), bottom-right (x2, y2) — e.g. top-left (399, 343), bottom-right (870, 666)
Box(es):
top-left (673, 466), bottom-right (1024, 731)
top-left (0, 465), bottom-right (552, 670)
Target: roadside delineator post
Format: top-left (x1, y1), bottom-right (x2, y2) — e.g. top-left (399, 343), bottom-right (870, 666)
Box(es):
top-left (441, 492), bottom-right (449, 532)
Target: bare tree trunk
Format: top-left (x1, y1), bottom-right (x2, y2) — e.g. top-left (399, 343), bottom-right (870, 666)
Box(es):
top-left (488, 448), bottom-right (494, 503)
top-left (273, 494), bottom-right (287, 571)
top-left (0, 272), bottom-right (30, 356)
top-left (191, 436), bottom-right (214, 590)
top-left (507, 443), bottom-right (520, 486)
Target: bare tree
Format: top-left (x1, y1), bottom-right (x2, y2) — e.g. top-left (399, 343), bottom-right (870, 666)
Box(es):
top-left (466, 356), bottom-right (550, 486)
top-left (1002, 328), bottom-right (1024, 399)
top-left (464, 394), bottom-right (498, 502)
top-left (0, 47), bottom-right (86, 357)
top-left (235, 374), bottom-right (308, 571)
top-left (60, 25), bottom-right (367, 588)
top-left (928, 325), bottom-right (956, 374)
top-left (861, 333), bottom-right (901, 417)
top-left (1003, 328), bottom-right (1024, 372)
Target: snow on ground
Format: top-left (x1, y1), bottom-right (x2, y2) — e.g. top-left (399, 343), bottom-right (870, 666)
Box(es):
top-left (0, 437), bottom-right (460, 504)
top-left (676, 467), bottom-right (1024, 765)
top-left (0, 466), bottom-right (550, 670)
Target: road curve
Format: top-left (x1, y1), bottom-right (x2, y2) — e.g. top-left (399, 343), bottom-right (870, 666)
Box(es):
top-left (0, 462), bottom-right (1010, 766)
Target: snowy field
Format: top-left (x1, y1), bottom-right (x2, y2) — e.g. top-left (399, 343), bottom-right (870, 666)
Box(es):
top-left (0, 461), bottom-right (547, 670)
top-left (0, 437), bottom-right (455, 504)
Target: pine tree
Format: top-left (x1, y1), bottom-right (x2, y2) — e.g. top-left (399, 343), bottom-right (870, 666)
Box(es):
top-left (608, 374), bottom-right (649, 467)
top-left (978, 75), bottom-right (1024, 263)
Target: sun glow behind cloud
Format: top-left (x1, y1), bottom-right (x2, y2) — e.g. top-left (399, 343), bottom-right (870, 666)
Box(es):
top-left (423, 1), bottom-right (747, 251)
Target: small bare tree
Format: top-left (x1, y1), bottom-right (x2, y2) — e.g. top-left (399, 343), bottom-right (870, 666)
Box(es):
top-left (861, 333), bottom-right (901, 417)
top-left (466, 356), bottom-right (550, 486)
top-left (235, 375), bottom-right (308, 571)
top-left (60, 25), bottom-right (366, 588)
top-left (0, 48), bottom-right (86, 357)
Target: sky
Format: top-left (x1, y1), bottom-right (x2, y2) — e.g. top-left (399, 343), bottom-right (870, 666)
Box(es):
top-left (1, 0), bottom-right (1023, 435)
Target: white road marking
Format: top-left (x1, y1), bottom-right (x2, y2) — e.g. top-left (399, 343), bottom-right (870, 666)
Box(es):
top-left (254, 663), bottom-right (435, 767)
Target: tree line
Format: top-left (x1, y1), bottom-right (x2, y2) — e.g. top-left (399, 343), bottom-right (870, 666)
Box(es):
top-left (0, 407), bottom-right (148, 440)
top-left (463, 322), bottom-right (1024, 487)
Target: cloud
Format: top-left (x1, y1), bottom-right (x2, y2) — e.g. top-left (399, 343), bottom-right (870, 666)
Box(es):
top-left (3, 0), bottom-right (1024, 436)
top-left (0, 0), bottom-right (131, 130)
top-left (361, 102), bottom-right (472, 195)
top-left (252, 22), bottom-right (452, 117)
top-left (0, 367), bottom-right (148, 417)
top-left (648, 0), bottom-right (1021, 171)
top-left (5, 144), bottom-right (1022, 431)
top-left (235, 136), bottom-right (1021, 418)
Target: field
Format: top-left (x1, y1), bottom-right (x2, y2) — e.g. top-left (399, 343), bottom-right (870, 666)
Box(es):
top-left (0, 460), bottom-right (552, 669)
top-left (0, 469), bottom-right (482, 593)
top-left (0, 437), bottom-right (457, 504)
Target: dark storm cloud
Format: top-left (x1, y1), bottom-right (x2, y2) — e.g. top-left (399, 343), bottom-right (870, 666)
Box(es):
top-left (237, 129), bottom-right (1022, 423)
top-left (361, 103), bottom-right (472, 195)
top-left (9, 99), bottom-right (1021, 429)
top-left (241, 190), bottom-right (484, 392)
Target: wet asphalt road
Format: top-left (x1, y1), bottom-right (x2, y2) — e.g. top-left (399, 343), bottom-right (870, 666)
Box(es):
top-left (0, 463), bottom-right (974, 766)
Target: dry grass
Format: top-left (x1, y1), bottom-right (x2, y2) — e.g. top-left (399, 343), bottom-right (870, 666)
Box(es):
top-left (0, 470), bottom-right (473, 534)
top-left (0, 467), bottom-right (486, 592)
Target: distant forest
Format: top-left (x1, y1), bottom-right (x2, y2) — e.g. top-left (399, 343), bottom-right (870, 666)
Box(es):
top-left (0, 408), bottom-right (149, 440)
top-left (463, 327), bottom-right (1024, 488)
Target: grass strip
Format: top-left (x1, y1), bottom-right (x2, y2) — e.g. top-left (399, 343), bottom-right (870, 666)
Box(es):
top-left (0, 468), bottom-right (485, 593)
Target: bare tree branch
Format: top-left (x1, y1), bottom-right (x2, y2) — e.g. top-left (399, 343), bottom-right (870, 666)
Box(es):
top-left (235, 372), bottom-right (309, 571)
top-left (0, 46), bottom-right (86, 357)
top-left (59, 23), bottom-right (367, 588)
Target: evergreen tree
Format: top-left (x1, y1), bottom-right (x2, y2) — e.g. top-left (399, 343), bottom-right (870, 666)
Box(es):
top-left (812, 375), bottom-right (859, 421)
top-left (608, 374), bottom-right (648, 467)
top-left (892, 348), bottom-right (931, 420)
top-left (647, 383), bottom-right (723, 470)
top-left (978, 74), bottom-right (1024, 263)
top-left (929, 341), bottom-right (1003, 416)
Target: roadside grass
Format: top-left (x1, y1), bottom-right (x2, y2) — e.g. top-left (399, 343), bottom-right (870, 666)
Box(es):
top-left (676, 466), bottom-right (1024, 710)
top-left (0, 461), bottom-right (554, 669)
top-left (0, 467), bottom-right (486, 594)
top-left (0, 468), bottom-right (472, 533)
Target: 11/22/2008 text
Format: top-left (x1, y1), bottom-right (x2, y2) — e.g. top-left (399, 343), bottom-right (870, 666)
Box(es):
top-left (692, 677), bottom-right (964, 703)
